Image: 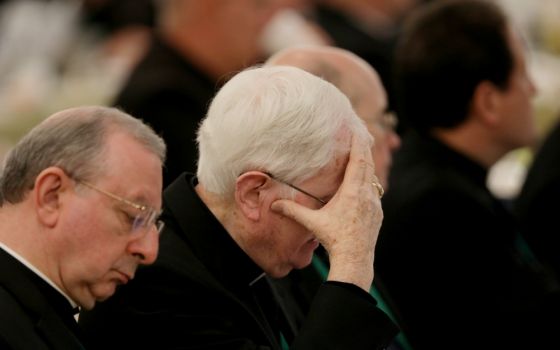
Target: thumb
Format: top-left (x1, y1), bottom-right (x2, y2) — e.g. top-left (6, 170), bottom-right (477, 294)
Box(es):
top-left (270, 198), bottom-right (318, 230)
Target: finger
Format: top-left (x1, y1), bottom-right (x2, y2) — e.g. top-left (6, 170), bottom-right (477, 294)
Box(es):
top-left (341, 134), bottom-right (371, 188)
top-left (343, 135), bottom-right (382, 203)
top-left (364, 161), bottom-right (377, 177)
top-left (270, 198), bottom-right (318, 231)
top-left (361, 136), bottom-right (375, 182)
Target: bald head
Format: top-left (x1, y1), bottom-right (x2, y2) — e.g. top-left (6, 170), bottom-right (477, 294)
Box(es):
top-left (265, 45), bottom-right (387, 117)
top-left (265, 45), bottom-right (400, 188)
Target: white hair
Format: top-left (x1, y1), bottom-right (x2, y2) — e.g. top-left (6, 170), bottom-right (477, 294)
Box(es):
top-left (196, 65), bottom-right (371, 196)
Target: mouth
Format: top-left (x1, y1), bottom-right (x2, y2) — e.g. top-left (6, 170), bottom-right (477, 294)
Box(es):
top-left (115, 271), bottom-right (133, 285)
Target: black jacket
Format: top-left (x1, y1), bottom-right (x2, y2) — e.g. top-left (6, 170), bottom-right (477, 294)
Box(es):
top-left (514, 120), bottom-right (560, 279)
top-left (375, 130), bottom-right (560, 349)
top-left (0, 248), bottom-right (85, 350)
top-left (80, 174), bottom-right (398, 349)
top-left (313, 4), bottom-right (398, 110)
top-left (113, 35), bottom-right (219, 186)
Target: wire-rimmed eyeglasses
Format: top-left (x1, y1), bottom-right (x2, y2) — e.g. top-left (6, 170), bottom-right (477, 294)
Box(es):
top-left (76, 180), bottom-right (164, 235)
top-left (266, 172), bottom-right (326, 206)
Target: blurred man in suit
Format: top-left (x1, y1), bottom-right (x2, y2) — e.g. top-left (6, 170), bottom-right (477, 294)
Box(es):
top-left (376, 1), bottom-right (560, 348)
top-left (113, 0), bottom-right (295, 186)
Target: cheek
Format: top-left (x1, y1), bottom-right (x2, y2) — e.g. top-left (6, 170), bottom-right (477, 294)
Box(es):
top-left (59, 206), bottom-right (131, 302)
top-left (509, 89), bottom-right (536, 128)
top-left (64, 244), bottom-right (119, 284)
top-left (67, 244), bottom-right (129, 305)
top-left (273, 218), bottom-right (308, 253)
top-left (373, 140), bottom-right (390, 170)
top-left (373, 144), bottom-right (386, 165)
top-left (286, 228), bottom-right (316, 260)
top-left (62, 221), bottom-right (129, 285)
top-left (269, 201), bottom-right (319, 271)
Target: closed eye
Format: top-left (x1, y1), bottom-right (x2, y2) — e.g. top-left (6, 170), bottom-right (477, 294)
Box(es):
top-left (121, 210), bottom-right (137, 231)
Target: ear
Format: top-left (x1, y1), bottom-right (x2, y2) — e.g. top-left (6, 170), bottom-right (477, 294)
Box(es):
top-left (235, 171), bottom-right (273, 221)
top-left (471, 80), bottom-right (502, 126)
top-left (33, 167), bottom-right (71, 228)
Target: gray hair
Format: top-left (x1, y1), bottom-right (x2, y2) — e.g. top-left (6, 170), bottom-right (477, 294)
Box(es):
top-left (0, 106), bottom-right (166, 205)
top-left (196, 65), bottom-right (371, 196)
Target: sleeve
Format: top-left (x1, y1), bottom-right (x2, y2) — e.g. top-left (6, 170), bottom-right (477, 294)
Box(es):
top-left (291, 281), bottom-right (399, 350)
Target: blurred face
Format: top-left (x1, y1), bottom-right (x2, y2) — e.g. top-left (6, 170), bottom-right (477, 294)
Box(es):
top-left (58, 131), bottom-right (163, 309)
top-left (352, 69), bottom-right (401, 188)
top-left (374, 0), bottom-right (420, 21)
top-left (495, 26), bottom-right (538, 150)
top-left (252, 148), bottom-right (348, 278)
top-left (217, 0), bottom-right (294, 63)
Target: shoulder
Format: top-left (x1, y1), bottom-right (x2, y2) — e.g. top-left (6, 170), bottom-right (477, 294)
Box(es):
top-left (0, 286), bottom-right (45, 349)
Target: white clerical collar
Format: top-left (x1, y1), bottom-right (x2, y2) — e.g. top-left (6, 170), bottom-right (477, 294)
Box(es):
top-left (0, 241), bottom-right (78, 309)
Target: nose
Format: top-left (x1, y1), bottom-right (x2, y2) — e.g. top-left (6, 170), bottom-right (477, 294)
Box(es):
top-left (529, 77), bottom-right (538, 97)
top-left (129, 227), bottom-right (160, 265)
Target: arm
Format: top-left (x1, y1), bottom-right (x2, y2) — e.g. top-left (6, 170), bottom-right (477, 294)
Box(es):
top-left (271, 135), bottom-right (382, 291)
top-left (271, 135), bottom-right (397, 349)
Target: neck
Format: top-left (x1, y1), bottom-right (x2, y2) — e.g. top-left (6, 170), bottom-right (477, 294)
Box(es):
top-left (431, 124), bottom-right (508, 169)
top-left (195, 184), bottom-right (279, 277)
top-left (195, 184), bottom-right (251, 249)
top-left (161, 26), bottom-right (252, 82)
top-left (0, 202), bottom-right (56, 281)
top-left (0, 202), bottom-right (40, 258)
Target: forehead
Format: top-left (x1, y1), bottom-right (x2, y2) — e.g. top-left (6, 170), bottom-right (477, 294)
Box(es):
top-left (307, 142), bottom-right (350, 189)
top-left (506, 26), bottom-right (528, 68)
top-left (99, 131), bottom-right (163, 205)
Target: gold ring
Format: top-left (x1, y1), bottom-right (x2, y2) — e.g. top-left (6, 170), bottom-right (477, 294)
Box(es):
top-left (371, 181), bottom-right (384, 199)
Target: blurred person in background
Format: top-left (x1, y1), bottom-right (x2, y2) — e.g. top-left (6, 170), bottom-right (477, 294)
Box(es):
top-left (0, 106), bottom-right (165, 349)
top-left (514, 119), bottom-right (560, 280)
top-left (310, 0), bottom-right (424, 111)
top-left (112, 0), bottom-right (296, 187)
top-left (0, 0), bottom-right (81, 147)
top-left (375, 1), bottom-right (560, 349)
top-left (82, 0), bottom-right (155, 34)
top-left (80, 0), bottom-right (156, 75)
top-left (0, 0), bottom-right (154, 161)
top-left (259, 0), bottom-right (332, 55)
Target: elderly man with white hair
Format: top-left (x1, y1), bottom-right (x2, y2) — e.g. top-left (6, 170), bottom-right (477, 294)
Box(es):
top-left (80, 66), bottom-right (397, 349)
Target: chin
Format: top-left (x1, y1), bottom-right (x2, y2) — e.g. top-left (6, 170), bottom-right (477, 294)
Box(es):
top-left (78, 297), bottom-right (96, 311)
top-left (268, 267), bottom-right (292, 279)
top-left (91, 284), bottom-right (117, 304)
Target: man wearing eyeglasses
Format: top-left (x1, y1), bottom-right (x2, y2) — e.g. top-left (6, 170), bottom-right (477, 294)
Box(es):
top-left (79, 66), bottom-right (398, 349)
top-left (0, 106), bottom-right (166, 349)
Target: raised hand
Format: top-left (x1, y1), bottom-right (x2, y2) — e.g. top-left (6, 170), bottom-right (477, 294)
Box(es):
top-left (271, 135), bottom-right (383, 291)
